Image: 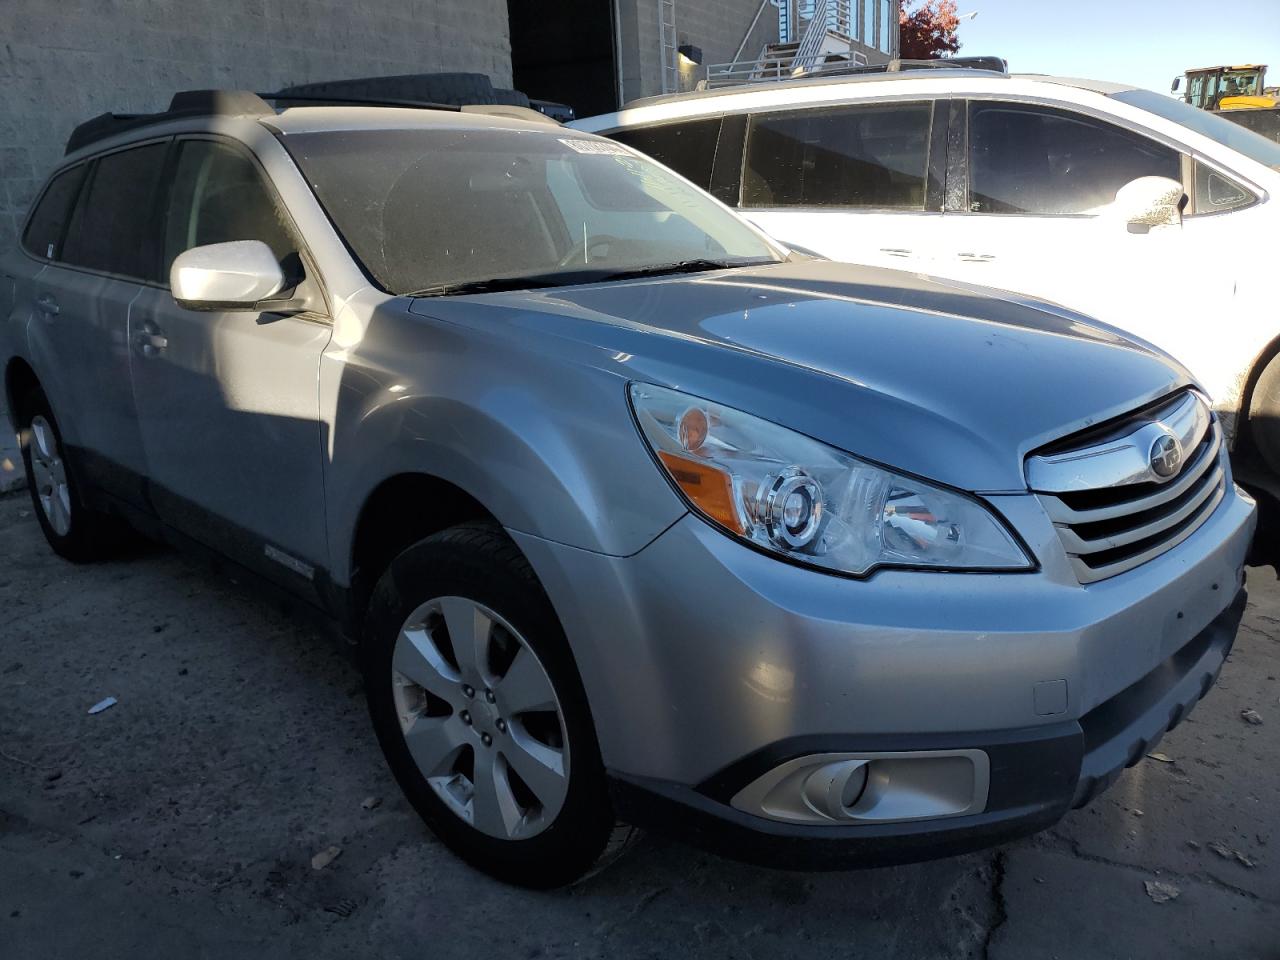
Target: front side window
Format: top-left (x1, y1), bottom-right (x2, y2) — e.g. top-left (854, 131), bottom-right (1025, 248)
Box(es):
top-left (21, 165), bottom-right (86, 260)
top-left (285, 128), bottom-right (780, 296)
top-left (162, 140), bottom-right (297, 279)
top-left (61, 143), bottom-right (167, 279)
top-left (742, 103), bottom-right (933, 210)
top-left (967, 102), bottom-right (1181, 215)
top-left (608, 118), bottom-right (722, 190)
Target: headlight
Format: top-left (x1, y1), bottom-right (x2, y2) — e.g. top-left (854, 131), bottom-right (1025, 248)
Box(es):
top-left (630, 383), bottom-right (1031, 575)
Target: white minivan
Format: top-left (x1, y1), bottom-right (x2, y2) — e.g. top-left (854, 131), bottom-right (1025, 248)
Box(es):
top-left (574, 65), bottom-right (1280, 482)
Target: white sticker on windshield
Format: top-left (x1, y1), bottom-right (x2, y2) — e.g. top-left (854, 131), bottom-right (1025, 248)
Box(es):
top-left (558, 138), bottom-right (630, 156)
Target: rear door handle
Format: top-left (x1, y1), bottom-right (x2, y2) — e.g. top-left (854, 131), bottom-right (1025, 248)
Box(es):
top-left (879, 248), bottom-right (913, 258)
top-left (957, 252), bottom-right (996, 263)
top-left (35, 294), bottom-right (59, 317)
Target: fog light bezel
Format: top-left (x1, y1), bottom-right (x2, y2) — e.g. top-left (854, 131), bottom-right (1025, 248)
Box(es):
top-left (730, 749), bottom-right (991, 826)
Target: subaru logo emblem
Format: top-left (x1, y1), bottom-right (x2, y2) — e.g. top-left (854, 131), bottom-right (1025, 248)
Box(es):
top-left (1149, 432), bottom-right (1182, 479)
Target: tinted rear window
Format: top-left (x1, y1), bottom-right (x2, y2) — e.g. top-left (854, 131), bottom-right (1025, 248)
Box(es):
top-left (742, 103), bottom-right (934, 210)
top-left (62, 142), bottom-right (167, 280)
top-left (609, 118), bottom-right (722, 190)
top-left (22, 165), bottom-right (86, 260)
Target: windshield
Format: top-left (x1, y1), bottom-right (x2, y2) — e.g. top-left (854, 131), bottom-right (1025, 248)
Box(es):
top-left (1110, 89), bottom-right (1280, 171)
top-left (286, 126), bottom-right (782, 295)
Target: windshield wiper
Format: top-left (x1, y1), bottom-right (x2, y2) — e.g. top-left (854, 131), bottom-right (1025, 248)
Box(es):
top-left (404, 258), bottom-right (778, 298)
top-left (595, 258), bottom-right (772, 282)
top-left (404, 276), bottom-right (569, 298)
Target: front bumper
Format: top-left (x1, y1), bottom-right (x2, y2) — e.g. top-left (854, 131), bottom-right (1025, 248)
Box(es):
top-left (511, 482), bottom-right (1254, 868)
top-left (608, 589), bottom-right (1244, 869)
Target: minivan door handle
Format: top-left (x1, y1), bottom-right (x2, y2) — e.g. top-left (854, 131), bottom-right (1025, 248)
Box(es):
top-left (133, 321), bottom-right (168, 357)
top-left (35, 294), bottom-right (59, 318)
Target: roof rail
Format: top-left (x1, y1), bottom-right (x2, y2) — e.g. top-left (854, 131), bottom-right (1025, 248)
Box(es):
top-left (699, 54), bottom-right (1008, 91)
top-left (65, 90), bottom-right (272, 155)
top-left (259, 92), bottom-right (560, 125)
top-left (64, 81), bottom-right (568, 156)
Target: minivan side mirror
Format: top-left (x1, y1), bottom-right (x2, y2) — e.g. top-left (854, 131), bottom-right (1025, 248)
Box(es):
top-left (1108, 176), bottom-right (1186, 232)
top-left (170, 240), bottom-right (286, 311)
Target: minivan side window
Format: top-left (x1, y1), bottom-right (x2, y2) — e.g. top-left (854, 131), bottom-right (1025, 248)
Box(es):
top-left (61, 143), bottom-right (167, 279)
top-left (608, 119), bottom-right (723, 190)
top-left (741, 103), bottom-right (934, 210)
top-left (21, 165), bottom-right (87, 261)
top-left (161, 139), bottom-right (297, 279)
top-left (967, 102), bottom-right (1181, 215)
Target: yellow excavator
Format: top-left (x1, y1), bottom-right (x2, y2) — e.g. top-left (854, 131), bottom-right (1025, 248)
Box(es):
top-left (1172, 64), bottom-right (1280, 142)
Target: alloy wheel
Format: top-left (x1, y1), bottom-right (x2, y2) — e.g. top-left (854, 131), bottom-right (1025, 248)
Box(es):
top-left (29, 415), bottom-right (71, 536)
top-left (391, 596), bottom-right (570, 841)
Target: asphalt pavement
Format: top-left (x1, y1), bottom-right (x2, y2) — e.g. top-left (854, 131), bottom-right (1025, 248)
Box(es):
top-left (1, 490), bottom-right (1276, 959)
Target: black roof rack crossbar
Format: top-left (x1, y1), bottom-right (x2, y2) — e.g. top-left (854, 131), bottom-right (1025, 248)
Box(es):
top-left (257, 91), bottom-right (462, 111)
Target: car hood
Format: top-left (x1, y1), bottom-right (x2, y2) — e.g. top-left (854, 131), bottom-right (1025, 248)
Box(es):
top-left (410, 260), bottom-right (1191, 492)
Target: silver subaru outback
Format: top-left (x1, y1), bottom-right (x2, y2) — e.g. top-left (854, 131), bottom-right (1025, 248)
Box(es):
top-left (0, 90), bottom-right (1256, 887)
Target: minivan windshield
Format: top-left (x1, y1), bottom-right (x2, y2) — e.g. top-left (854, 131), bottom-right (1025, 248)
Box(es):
top-left (1110, 89), bottom-right (1280, 172)
top-left (286, 126), bottom-right (783, 296)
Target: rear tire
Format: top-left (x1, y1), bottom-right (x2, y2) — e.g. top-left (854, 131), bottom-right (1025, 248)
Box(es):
top-left (1248, 353), bottom-right (1280, 478)
top-left (17, 387), bottom-right (121, 562)
top-left (363, 521), bottom-right (613, 887)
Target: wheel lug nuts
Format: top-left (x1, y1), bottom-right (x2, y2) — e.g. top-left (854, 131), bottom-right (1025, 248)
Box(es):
top-left (485, 690), bottom-right (496, 704)
top-left (459, 710), bottom-right (471, 725)
top-left (496, 719), bottom-right (507, 734)
top-left (462, 684), bottom-right (475, 698)
top-left (481, 733), bottom-right (493, 747)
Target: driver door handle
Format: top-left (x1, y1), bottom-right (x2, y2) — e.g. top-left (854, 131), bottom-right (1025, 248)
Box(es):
top-left (134, 321), bottom-right (168, 357)
top-left (35, 294), bottom-right (59, 318)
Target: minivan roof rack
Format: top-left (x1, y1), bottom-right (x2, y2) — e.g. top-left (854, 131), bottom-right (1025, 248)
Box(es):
top-left (621, 55), bottom-right (1010, 107)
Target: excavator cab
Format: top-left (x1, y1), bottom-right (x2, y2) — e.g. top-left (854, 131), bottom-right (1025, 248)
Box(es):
top-left (1173, 65), bottom-right (1275, 111)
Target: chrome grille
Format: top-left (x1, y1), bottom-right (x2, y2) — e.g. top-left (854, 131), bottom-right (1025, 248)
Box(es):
top-left (1028, 391), bottom-right (1226, 583)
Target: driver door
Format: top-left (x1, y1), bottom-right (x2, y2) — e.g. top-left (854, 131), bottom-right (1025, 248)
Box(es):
top-left (129, 137), bottom-right (332, 594)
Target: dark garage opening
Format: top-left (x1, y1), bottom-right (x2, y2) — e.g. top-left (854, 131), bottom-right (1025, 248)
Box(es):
top-left (507, 0), bottom-right (618, 119)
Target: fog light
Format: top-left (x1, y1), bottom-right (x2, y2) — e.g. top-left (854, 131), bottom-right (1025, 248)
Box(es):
top-left (730, 749), bottom-right (990, 826)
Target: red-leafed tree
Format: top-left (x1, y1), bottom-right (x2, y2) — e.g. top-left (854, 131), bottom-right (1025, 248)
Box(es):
top-left (899, 0), bottom-right (962, 60)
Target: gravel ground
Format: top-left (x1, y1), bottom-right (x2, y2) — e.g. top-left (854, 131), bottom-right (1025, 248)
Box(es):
top-left (1, 489), bottom-right (1277, 959)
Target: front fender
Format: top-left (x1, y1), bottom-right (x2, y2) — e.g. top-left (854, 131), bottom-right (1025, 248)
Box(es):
top-left (320, 304), bottom-right (685, 585)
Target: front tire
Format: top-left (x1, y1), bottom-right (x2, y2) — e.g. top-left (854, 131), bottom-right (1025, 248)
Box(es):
top-left (363, 521), bottom-right (613, 887)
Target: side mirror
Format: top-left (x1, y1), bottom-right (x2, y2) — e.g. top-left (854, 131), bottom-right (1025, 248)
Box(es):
top-left (170, 240), bottom-right (286, 311)
top-left (1108, 176), bottom-right (1186, 232)
top-left (1171, 76), bottom-right (1182, 93)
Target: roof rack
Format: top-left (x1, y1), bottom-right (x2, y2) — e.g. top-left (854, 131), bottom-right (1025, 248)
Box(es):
top-left (698, 55), bottom-right (1008, 91)
top-left (65, 90), bottom-right (272, 155)
top-left (63, 81), bottom-right (568, 156)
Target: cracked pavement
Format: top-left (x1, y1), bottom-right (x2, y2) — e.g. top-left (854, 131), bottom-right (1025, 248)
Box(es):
top-left (1, 491), bottom-right (1277, 959)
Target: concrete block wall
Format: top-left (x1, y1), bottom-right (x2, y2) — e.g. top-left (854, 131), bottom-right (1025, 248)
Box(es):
top-left (0, 0), bottom-right (513, 253)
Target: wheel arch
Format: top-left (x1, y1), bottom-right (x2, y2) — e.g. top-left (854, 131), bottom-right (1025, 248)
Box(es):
top-left (346, 471), bottom-right (500, 626)
top-left (1239, 330), bottom-right (1280, 451)
top-left (3, 356), bottom-right (40, 426)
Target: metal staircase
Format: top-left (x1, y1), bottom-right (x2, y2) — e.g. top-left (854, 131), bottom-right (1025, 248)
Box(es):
top-left (704, 0), bottom-right (860, 88)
